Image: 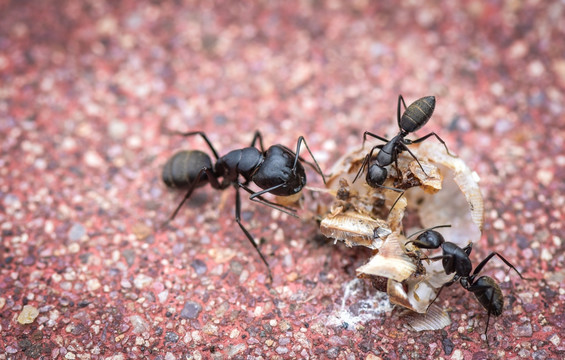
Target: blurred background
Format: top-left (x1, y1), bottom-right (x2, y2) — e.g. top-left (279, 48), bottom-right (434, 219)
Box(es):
top-left (1, 0), bottom-right (563, 358)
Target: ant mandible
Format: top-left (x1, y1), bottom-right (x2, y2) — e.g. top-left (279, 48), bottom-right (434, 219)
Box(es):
top-left (354, 95), bottom-right (454, 190)
top-left (405, 225), bottom-right (526, 345)
top-left (162, 130), bottom-right (326, 282)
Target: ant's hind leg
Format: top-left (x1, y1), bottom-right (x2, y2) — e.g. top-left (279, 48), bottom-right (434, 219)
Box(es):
top-left (168, 130), bottom-right (221, 160)
top-left (397, 94), bottom-right (409, 129)
top-left (410, 132), bottom-right (456, 157)
top-left (162, 168), bottom-right (220, 229)
top-left (399, 143), bottom-right (430, 176)
top-left (471, 252), bottom-right (526, 280)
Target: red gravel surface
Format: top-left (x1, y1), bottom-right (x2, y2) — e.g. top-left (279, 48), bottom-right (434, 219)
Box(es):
top-left (1, 1), bottom-right (564, 359)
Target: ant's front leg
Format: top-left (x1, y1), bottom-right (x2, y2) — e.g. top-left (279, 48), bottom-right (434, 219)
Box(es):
top-left (249, 131), bottom-right (265, 152)
top-left (243, 184), bottom-right (299, 218)
top-left (234, 185), bottom-right (273, 282)
top-left (292, 136), bottom-right (327, 184)
top-left (352, 145), bottom-right (383, 184)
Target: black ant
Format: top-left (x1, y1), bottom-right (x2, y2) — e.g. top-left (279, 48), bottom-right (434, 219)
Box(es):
top-left (353, 95), bottom-right (454, 207)
top-left (162, 130), bottom-right (326, 282)
top-left (405, 225), bottom-right (526, 345)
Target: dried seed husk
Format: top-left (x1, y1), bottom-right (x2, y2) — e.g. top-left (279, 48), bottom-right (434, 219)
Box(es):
top-left (320, 206), bottom-right (390, 249)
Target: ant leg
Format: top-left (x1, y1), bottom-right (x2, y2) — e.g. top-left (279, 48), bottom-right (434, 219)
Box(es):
top-left (162, 168), bottom-right (222, 228)
top-left (352, 145), bottom-right (382, 183)
top-left (485, 295), bottom-right (493, 348)
top-left (249, 131), bottom-right (265, 152)
top-left (278, 144), bottom-right (327, 180)
top-left (396, 94), bottom-right (409, 129)
top-left (243, 184), bottom-right (299, 218)
top-left (363, 131), bottom-right (390, 149)
top-left (425, 278), bottom-right (457, 312)
top-left (410, 132), bottom-right (456, 157)
top-left (465, 281), bottom-right (497, 346)
top-left (380, 185), bottom-right (405, 214)
top-left (234, 185), bottom-right (273, 282)
top-left (462, 242), bottom-right (473, 256)
top-left (399, 142), bottom-right (429, 176)
top-left (292, 136), bottom-right (327, 184)
top-left (168, 130), bottom-right (221, 160)
top-left (471, 252), bottom-right (525, 280)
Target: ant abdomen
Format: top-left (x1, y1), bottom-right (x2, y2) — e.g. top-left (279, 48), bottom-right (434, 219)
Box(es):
top-left (400, 96), bottom-right (436, 133)
top-left (162, 150), bottom-right (213, 189)
top-left (471, 276), bottom-right (504, 317)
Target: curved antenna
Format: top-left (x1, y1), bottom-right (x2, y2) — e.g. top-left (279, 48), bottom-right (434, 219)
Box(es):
top-left (405, 224), bottom-right (452, 239)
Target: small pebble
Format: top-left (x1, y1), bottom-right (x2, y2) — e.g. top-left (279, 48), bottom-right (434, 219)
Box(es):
top-left (68, 223), bottom-right (86, 242)
top-left (180, 301), bottom-right (202, 319)
top-left (17, 305), bottom-right (39, 324)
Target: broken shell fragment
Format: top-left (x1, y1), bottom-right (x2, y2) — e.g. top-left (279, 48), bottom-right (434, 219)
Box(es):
top-left (402, 304), bottom-right (452, 331)
top-left (356, 233), bottom-right (416, 282)
top-left (320, 139), bottom-right (484, 321)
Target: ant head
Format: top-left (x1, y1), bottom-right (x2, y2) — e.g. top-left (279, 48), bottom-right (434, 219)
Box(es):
top-left (405, 226), bottom-right (449, 250)
top-left (366, 164), bottom-right (387, 188)
top-left (253, 145), bottom-right (307, 196)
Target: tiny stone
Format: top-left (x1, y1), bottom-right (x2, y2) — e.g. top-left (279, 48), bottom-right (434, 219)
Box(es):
top-left (108, 121), bottom-right (128, 139)
top-left (87, 278), bottom-right (101, 291)
top-left (230, 260), bottom-right (243, 275)
top-left (327, 347), bottom-right (340, 359)
top-left (122, 249), bottom-right (136, 267)
top-left (18, 305), bottom-right (39, 324)
top-left (133, 274), bottom-right (153, 289)
top-left (68, 223), bottom-right (86, 242)
top-left (158, 290), bottom-right (169, 303)
top-left (130, 315), bottom-right (150, 334)
top-left (84, 150), bottom-right (104, 168)
top-left (180, 301), bottom-right (202, 319)
top-left (442, 337), bottom-right (454, 355)
top-left (165, 331), bottom-right (180, 343)
top-left (23, 255), bottom-right (36, 266)
top-left (228, 343), bottom-right (246, 357)
top-left (191, 259), bottom-right (208, 275)
top-left (513, 323), bottom-right (533, 337)
top-left (202, 323), bottom-right (218, 336)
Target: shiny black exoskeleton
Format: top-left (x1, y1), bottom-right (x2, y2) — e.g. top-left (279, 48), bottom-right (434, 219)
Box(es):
top-left (162, 130), bottom-right (326, 281)
top-left (406, 225), bottom-right (525, 344)
top-left (354, 95), bottom-right (453, 189)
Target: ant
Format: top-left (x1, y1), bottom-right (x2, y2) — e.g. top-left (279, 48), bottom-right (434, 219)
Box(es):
top-left (162, 130), bottom-right (326, 282)
top-left (405, 225), bottom-right (526, 345)
top-left (353, 95), bottom-right (454, 207)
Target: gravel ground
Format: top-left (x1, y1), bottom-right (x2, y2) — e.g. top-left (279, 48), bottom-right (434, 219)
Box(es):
top-left (1, 1), bottom-right (564, 359)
